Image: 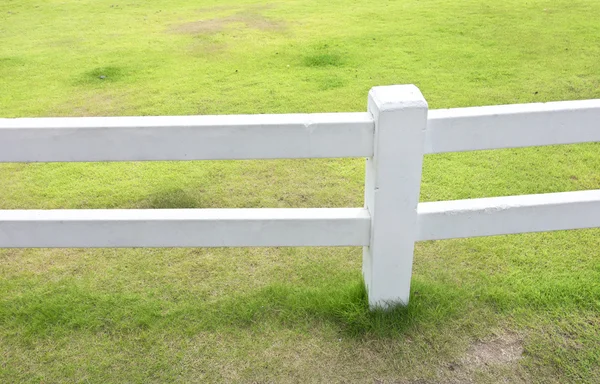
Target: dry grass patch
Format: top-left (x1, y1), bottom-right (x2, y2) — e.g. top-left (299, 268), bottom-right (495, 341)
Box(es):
top-left (188, 39), bottom-right (228, 56)
top-left (463, 333), bottom-right (524, 368)
top-left (437, 333), bottom-right (527, 384)
top-left (171, 5), bottom-right (285, 35)
top-left (52, 92), bottom-right (130, 117)
top-left (195, 4), bottom-right (239, 13)
top-left (173, 19), bottom-right (229, 35)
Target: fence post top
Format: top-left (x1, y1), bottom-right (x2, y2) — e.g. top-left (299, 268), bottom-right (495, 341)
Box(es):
top-left (368, 84), bottom-right (428, 112)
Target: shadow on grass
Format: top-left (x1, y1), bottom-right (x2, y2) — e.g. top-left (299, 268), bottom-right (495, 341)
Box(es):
top-left (74, 66), bottom-right (129, 86)
top-left (133, 188), bottom-right (206, 209)
top-left (195, 278), bottom-right (466, 338)
top-left (0, 277), bottom-right (464, 340)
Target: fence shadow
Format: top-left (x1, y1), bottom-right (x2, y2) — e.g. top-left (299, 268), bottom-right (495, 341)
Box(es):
top-left (131, 188), bottom-right (207, 209)
top-left (181, 278), bottom-right (464, 339)
top-left (1, 276), bottom-right (463, 340)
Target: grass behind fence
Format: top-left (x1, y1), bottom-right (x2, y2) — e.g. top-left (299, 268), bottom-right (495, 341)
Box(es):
top-left (1, 0), bottom-right (600, 382)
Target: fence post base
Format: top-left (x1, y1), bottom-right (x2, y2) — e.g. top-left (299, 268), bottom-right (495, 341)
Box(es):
top-left (363, 84), bottom-right (428, 309)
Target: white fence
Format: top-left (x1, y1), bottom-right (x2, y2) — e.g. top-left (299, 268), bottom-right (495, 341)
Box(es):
top-left (1, 85), bottom-right (600, 308)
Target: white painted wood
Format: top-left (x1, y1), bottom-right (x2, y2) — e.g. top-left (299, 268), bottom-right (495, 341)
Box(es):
top-left (0, 113), bottom-right (374, 162)
top-left (2, 85), bottom-right (600, 310)
top-left (363, 85), bottom-right (428, 308)
top-left (0, 208), bottom-right (371, 248)
top-left (426, 99), bottom-right (600, 153)
top-left (4, 99), bottom-right (599, 162)
top-left (417, 190), bottom-right (600, 240)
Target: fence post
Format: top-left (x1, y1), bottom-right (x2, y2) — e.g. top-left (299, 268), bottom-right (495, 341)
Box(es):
top-left (363, 84), bottom-right (428, 308)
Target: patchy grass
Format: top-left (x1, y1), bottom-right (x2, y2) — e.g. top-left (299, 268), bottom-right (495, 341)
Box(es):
top-left (171, 9), bottom-right (285, 35)
top-left (1, 0), bottom-right (600, 382)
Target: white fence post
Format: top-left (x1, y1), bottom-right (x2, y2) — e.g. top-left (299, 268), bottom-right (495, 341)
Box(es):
top-left (363, 85), bottom-right (428, 308)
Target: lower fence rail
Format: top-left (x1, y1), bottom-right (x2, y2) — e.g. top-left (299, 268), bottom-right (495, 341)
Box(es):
top-left (0, 208), bottom-right (371, 248)
top-left (2, 190), bottom-right (599, 248)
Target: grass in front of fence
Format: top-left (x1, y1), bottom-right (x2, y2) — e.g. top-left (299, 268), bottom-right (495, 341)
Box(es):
top-left (1, 0), bottom-right (600, 382)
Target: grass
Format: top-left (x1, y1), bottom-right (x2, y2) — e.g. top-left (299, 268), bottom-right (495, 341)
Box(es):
top-left (1, 0), bottom-right (600, 382)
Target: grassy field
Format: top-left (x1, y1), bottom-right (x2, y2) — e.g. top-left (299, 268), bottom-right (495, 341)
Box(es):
top-left (1, 0), bottom-right (600, 382)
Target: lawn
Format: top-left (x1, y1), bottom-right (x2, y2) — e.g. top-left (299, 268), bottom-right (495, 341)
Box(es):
top-left (1, 0), bottom-right (600, 382)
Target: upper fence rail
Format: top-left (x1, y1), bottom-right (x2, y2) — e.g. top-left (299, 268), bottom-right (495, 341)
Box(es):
top-left (1, 99), bottom-right (599, 163)
top-left (0, 113), bottom-right (375, 162)
top-left (426, 99), bottom-right (600, 153)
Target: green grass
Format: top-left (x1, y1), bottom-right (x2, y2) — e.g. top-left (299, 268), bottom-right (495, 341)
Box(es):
top-left (1, 0), bottom-right (600, 382)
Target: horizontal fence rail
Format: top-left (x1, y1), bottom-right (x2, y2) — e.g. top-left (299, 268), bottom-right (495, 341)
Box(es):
top-left (3, 99), bottom-right (599, 163)
top-left (0, 208), bottom-right (371, 248)
top-left (0, 113), bottom-right (374, 162)
top-left (3, 190), bottom-right (599, 248)
top-left (417, 190), bottom-right (600, 240)
top-left (426, 99), bottom-right (600, 153)
top-left (1, 84), bottom-right (599, 307)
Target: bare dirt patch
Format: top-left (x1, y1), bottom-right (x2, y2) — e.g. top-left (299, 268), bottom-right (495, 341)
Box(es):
top-left (196, 3), bottom-right (275, 14)
top-left (233, 13), bottom-right (285, 32)
top-left (173, 19), bottom-right (227, 34)
top-left (171, 5), bottom-right (285, 35)
top-left (435, 334), bottom-right (526, 383)
top-left (195, 4), bottom-right (238, 13)
top-left (462, 333), bottom-right (524, 368)
top-left (189, 39), bottom-right (227, 56)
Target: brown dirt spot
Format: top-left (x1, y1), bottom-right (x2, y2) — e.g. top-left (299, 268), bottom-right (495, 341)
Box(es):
top-left (48, 37), bottom-right (85, 47)
top-left (230, 13), bottom-right (286, 32)
top-left (462, 333), bottom-right (524, 368)
top-left (196, 3), bottom-right (275, 13)
top-left (173, 19), bottom-right (227, 34)
top-left (195, 4), bottom-right (238, 13)
top-left (189, 40), bottom-right (227, 56)
top-left (171, 5), bottom-right (285, 35)
top-left (433, 334), bottom-right (527, 383)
